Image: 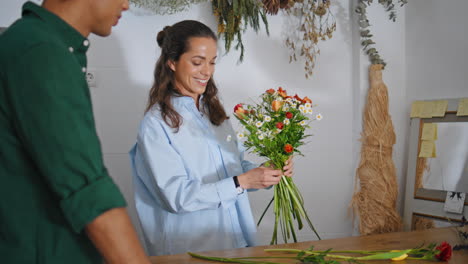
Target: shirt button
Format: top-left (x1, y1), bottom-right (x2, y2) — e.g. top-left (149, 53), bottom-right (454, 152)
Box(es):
top-left (83, 40), bottom-right (89, 47)
top-left (82, 67), bottom-right (86, 73)
top-left (68, 47), bottom-right (74, 52)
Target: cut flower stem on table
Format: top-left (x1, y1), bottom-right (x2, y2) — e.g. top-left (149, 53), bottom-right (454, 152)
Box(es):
top-left (188, 241), bottom-right (453, 263)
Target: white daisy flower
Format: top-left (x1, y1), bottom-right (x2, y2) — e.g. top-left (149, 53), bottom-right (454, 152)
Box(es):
top-left (264, 115), bottom-right (271, 122)
top-left (237, 132), bottom-right (245, 139)
top-left (299, 105), bottom-right (305, 112)
top-left (305, 103), bottom-right (312, 109)
top-left (316, 113), bottom-right (323, 120)
top-left (307, 108), bottom-right (313, 114)
top-left (255, 121), bottom-right (263, 127)
top-left (284, 119), bottom-right (290, 125)
top-left (285, 98), bottom-right (293, 103)
top-left (300, 120), bottom-right (307, 126)
top-left (258, 134), bottom-right (264, 140)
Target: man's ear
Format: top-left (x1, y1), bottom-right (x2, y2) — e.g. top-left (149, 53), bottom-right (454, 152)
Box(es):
top-left (168, 60), bottom-right (176, 72)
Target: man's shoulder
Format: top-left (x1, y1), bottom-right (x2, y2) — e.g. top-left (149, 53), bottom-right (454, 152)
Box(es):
top-left (0, 17), bottom-right (63, 63)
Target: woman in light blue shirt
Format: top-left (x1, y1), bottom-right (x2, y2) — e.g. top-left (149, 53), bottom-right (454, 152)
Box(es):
top-left (130, 20), bottom-right (293, 256)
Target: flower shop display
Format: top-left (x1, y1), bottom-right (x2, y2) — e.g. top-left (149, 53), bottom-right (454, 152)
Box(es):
top-left (234, 87), bottom-right (322, 244)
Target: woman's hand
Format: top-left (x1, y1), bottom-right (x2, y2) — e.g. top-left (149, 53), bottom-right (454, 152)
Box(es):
top-left (238, 156), bottom-right (294, 189)
top-left (237, 167), bottom-right (282, 189)
top-left (282, 156), bottom-right (294, 177)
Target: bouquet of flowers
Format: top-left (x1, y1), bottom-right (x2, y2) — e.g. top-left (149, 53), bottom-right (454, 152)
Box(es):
top-left (233, 87), bottom-right (322, 244)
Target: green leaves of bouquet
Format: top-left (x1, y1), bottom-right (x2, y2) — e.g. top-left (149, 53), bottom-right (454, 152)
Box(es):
top-left (234, 87), bottom-right (322, 244)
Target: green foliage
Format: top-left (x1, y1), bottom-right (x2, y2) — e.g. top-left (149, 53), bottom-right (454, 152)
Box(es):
top-left (212, 0), bottom-right (269, 62)
top-left (355, 0), bottom-right (408, 66)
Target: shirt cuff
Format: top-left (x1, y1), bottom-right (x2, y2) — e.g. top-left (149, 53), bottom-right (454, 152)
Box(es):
top-left (60, 176), bottom-right (127, 233)
top-left (215, 177), bottom-right (238, 209)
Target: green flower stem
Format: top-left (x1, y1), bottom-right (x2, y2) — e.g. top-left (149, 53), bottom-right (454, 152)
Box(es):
top-left (264, 248), bottom-right (411, 260)
top-left (188, 252), bottom-right (284, 264)
top-left (256, 197), bottom-right (274, 226)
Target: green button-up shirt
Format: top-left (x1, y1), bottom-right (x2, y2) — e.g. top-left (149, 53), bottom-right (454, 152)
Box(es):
top-left (0, 2), bottom-right (127, 263)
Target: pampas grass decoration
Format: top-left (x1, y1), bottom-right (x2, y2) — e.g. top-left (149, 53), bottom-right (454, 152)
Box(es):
top-left (351, 64), bottom-right (402, 235)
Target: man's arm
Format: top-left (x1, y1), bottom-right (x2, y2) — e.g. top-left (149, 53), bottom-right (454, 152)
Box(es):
top-left (86, 208), bottom-right (151, 264)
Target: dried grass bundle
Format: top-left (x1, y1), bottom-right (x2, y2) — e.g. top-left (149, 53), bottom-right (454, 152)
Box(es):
top-left (351, 64), bottom-right (402, 235)
top-left (413, 216), bottom-right (435, 231)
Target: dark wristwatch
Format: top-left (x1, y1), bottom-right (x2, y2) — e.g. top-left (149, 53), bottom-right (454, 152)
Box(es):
top-left (233, 176), bottom-right (244, 194)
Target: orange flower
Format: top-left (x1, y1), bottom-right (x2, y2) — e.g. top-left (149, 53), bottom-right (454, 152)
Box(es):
top-left (277, 87), bottom-right (288, 98)
top-left (266, 88), bottom-right (275, 94)
top-left (234, 103), bottom-right (248, 119)
top-left (302, 96), bottom-right (312, 104)
top-left (293, 94), bottom-right (302, 102)
top-left (271, 100), bottom-right (283, 111)
top-left (284, 144), bottom-right (294, 153)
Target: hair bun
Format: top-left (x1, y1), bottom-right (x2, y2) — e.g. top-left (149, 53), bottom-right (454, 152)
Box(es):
top-left (156, 26), bottom-right (171, 47)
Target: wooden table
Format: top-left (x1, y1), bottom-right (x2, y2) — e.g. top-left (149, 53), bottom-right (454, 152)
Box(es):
top-left (150, 227), bottom-right (467, 263)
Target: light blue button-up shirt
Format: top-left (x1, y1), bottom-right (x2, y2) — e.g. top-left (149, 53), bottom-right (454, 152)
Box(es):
top-left (129, 96), bottom-right (258, 256)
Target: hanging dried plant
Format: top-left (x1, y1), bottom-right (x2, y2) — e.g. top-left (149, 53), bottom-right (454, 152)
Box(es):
top-left (129, 0), bottom-right (207, 15)
top-left (355, 0), bottom-right (408, 66)
top-left (262, 0), bottom-right (292, 15)
top-left (283, 0), bottom-right (336, 79)
top-left (212, 0), bottom-right (269, 62)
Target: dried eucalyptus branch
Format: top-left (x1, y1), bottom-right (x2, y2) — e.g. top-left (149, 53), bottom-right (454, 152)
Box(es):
top-left (356, 0), bottom-right (407, 66)
top-left (212, 0), bottom-right (269, 62)
top-left (129, 0), bottom-right (207, 15)
top-left (284, 0), bottom-right (336, 79)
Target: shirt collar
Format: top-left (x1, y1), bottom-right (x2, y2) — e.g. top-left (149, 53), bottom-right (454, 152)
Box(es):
top-left (173, 95), bottom-right (205, 108)
top-left (22, 2), bottom-right (90, 53)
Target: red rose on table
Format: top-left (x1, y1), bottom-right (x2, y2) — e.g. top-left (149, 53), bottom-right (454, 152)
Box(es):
top-left (284, 144), bottom-right (293, 153)
top-left (435, 242), bottom-right (452, 261)
top-left (285, 112), bottom-right (293, 119)
top-left (276, 122), bottom-right (284, 129)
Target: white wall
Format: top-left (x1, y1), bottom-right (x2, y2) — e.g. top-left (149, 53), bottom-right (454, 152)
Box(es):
top-left (1, 0), bottom-right (413, 246)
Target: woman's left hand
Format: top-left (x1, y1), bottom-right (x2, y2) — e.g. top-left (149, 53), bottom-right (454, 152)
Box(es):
top-left (282, 156), bottom-right (293, 177)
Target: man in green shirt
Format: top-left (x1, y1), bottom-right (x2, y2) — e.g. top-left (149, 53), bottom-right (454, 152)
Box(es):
top-left (0, 1), bottom-right (151, 263)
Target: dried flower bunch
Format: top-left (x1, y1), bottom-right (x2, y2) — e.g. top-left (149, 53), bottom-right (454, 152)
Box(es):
top-left (283, 0), bottom-right (336, 79)
top-left (212, 0), bottom-right (269, 62)
top-left (355, 0), bottom-right (408, 66)
top-left (262, 0), bottom-right (292, 15)
top-left (129, 0), bottom-right (206, 15)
